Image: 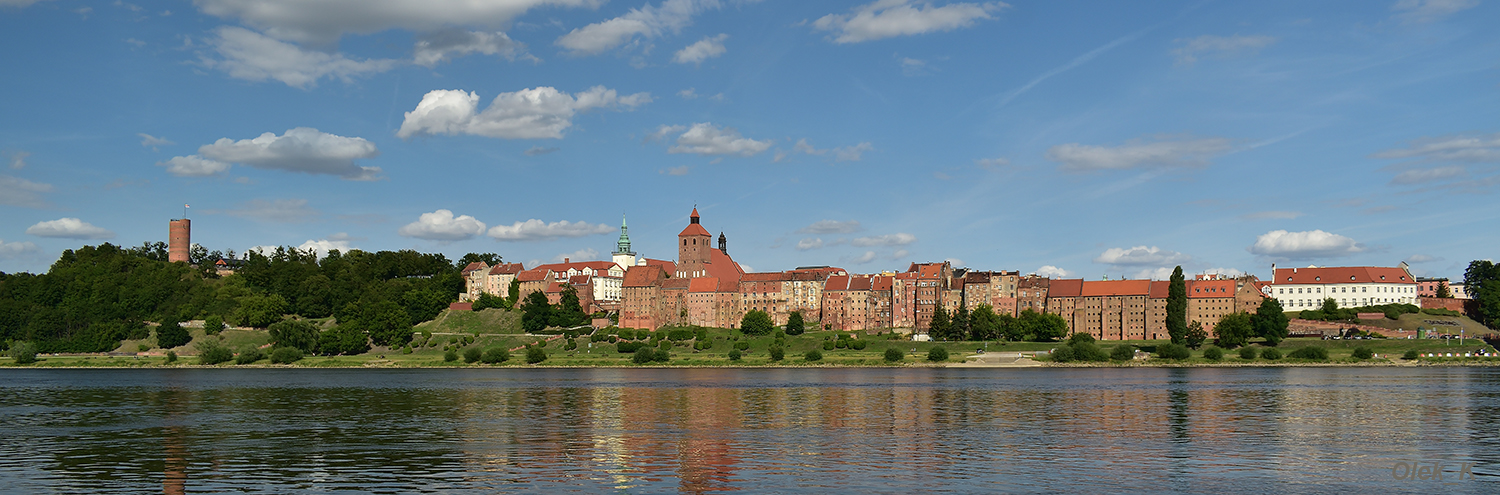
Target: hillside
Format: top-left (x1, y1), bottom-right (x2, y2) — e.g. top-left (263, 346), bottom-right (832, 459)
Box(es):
top-left (415, 308), bottom-right (524, 335)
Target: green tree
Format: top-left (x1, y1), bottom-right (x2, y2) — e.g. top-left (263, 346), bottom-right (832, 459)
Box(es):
top-left (457, 253), bottom-right (502, 269)
top-left (804, 349), bottom-right (823, 362)
top-left (1252, 298), bottom-right (1289, 346)
top-left (196, 339), bottom-right (234, 365)
top-left (768, 345), bottom-right (785, 361)
top-left (1213, 312), bottom-right (1254, 349)
top-left (525, 346), bottom-right (547, 364)
top-left (521, 290), bottom-right (553, 333)
top-left (785, 311), bottom-right (805, 336)
top-left (1321, 297), bottom-right (1339, 315)
top-left (970, 304), bottom-right (1000, 341)
top-left (952, 305), bottom-right (970, 341)
top-left (1436, 281), bottom-right (1453, 299)
top-left (929, 306), bottom-right (952, 340)
top-left (927, 346), bottom-right (949, 362)
top-left (202, 315), bottom-right (224, 335)
top-left (1185, 321), bottom-right (1207, 349)
top-left (156, 319), bottom-right (192, 349)
top-left (506, 279), bottom-right (521, 309)
top-left (270, 347), bottom-right (303, 364)
top-left (1167, 266), bottom-right (1187, 344)
top-left (317, 325), bottom-right (370, 355)
top-left (267, 320), bottom-right (319, 353)
top-left (472, 292), bottom-right (505, 311)
top-left (1111, 344), bottom-right (1135, 361)
top-left (741, 310), bottom-right (774, 336)
top-left (1031, 312), bottom-right (1068, 342)
top-left (884, 347), bottom-right (904, 362)
top-left (365, 301), bottom-right (413, 348)
top-left (633, 346), bottom-right (655, 364)
top-left (1464, 260), bottom-right (1500, 329)
top-left (482, 347), bottom-right (510, 364)
top-left (464, 347), bottom-right (482, 363)
top-left (551, 284), bottom-right (587, 328)
top-left (8, 342), bottom-right (37, 364)
top-left (235, 293), bottom-right (288, 328)
top-left (1155, 342), bottom-right (1190, 360)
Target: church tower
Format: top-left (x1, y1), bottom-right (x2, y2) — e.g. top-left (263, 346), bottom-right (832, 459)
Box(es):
top-left (677, 207), bottom-right (712, 278)
top-left (612, 214), bottom-right (636, 269)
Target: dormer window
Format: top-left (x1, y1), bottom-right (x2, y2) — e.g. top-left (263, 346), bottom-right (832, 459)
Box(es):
top-left (1315, 276), bottom-right (1321, 281)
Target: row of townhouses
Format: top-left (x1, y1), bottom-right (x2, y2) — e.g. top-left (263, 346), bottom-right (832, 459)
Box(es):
top-left (460, 208), bottom-right (1439, 340)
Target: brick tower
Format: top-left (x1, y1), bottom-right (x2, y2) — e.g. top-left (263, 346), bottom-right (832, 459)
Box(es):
top-left (169, 218), bottom-right (191, 263)
top-left (676, 207), bottom-right (712, 278)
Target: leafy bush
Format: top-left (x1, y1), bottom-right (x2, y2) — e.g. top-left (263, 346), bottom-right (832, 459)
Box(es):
top-left (884, 347), bottom-right (903, 362)
top-left (138, 344), bottom-right (150, 352)
top-left (1111, 344), bottom-right (1135, 361)
top-left (1239, 347), bottom-right (1258, 360)
top-left (203, 315), bottom-right (225, 335)
top-left (822, 340), bottom-right (835, 350)
top-left (768, 346), bottom-right (785, 361)
top-left (1403, 350), bottom-right (1419, 360)
top-left (734, 341), bottom-right (750, 351)
top-left (1261, 348), bottom-right (1282, 360)
top-left (1288, 347), bottom-right (1329, 360)
top-left (317, 325), bottom-right (370, 356)
top-left (235, 346), bottom-right (265, 364)
top-left (617, 341), bottom-right (642, 353)
top-left (653, 349), bottom-right (670, 363)
top-left (617, 329), bottom-right (635, 340)
top-left (1202, 347), bottom-right (1223, 361)
top-left (156, 320), bottom-right (192, 349)
top-left (482, 348), bottom-right (510, 364)
top-left (1352, 346), bottom-right (1373, 360)
top-left (165, 350), bottom-right (177, 363)
top-left (564, 339), bottom-right (577, 351)
top-left (927, 347), bottom-right (949, 362)
top-left (668, 329), bottom-right (694, 341)
top-left (8, 342), bottom-right (38, 364)
top-left (268, 320), bottom-right (320, 354)
top-left (197, 340), bottom-right (233, 365)
top-left (526, 346), bottom-right (547, 364)
top-left (851, 339), bottom-right (868, 350)
top-left (633, 347), bottom-right (655, 364)
top-left (835, 338), bottom-right (848, 349)
top-left (1050, 346), bottom-right (1075, 362)
top-left (728, 349), bottom-right (742, 361)
top-left (741, 310), bottom-right (775, 336)
top-left (804, 349), bottom-right (823, 362)
top-left (444, 350), bottom-right (458, 362)
top-left (1067, 333), bottom-right (1095, 345)
top-left (1155, 343), bottom-right (1190, 360)
top-left (270, 347), bottom-right (303, 364)
top-left (463, 347), bottom-right (482, 363)
top-left (1073, 342), bottom-right (1109, 362)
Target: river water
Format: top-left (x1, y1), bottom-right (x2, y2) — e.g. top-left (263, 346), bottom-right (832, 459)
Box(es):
top-left (0, 367), bottom-right (1495, 493)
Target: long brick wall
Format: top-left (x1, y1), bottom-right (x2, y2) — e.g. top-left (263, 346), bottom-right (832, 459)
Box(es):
top-left (1287, 318), bottom-right (1417, 339)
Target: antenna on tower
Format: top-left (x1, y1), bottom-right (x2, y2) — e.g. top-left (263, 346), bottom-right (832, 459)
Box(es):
top-left (183, 203), bottom-right (190, 220)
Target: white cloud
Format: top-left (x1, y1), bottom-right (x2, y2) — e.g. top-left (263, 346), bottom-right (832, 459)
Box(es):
top-left (851, 233), bottom-right (916, 247)
top-left (179, 127), bottom-right (381, 180)
top-left (488, 219), bottom-right (614, 241)
top-left (195, 0), bottom-right (594, 45)
top-left (8, 151), bottom-right (29, 169)
top-left (846, 251), bottom-right (878, 264)
top-left (0, 175), bottom-right (53, 208)
top-left (1373, 132), bottom-right (1500, 162)
top-left (796, 238), bottom-right (824, 250)
top-left (975, 157), bottom-right (1009, 168)
top-left (1172, 34), bottom-right (1277, 65)
top-left (893, 249), bottom-right (910, 259)
top-left (1034, 265), bottom-right (1071, 278)
top-left (158, 155), bottom-right (232, 177)
top-left (678, 88), bottom-right (699, 99)
top-left (212, 198), bottom-right (320, 223)
top-left (1248, 229), bottom-right (1364, 259)
top-left (813, 0), bottom-right (1007, 44)
top-left (1242, 210), bottom-right (1303, 220)
top-left (138, 133), bottom-right (174, 151)
top-left (1390, 166), bottom-right (1467, 185)
top-left (524, 146), bottom-right (560, 156)
top-left (899, 56), bottom-right (927, 76)
top-left (1404, 254), bottom-right (1440, 264)
top-left (1130, 267), bottom-right (1175, 280)
top-left (662, 165), bottom-right (690, 175)
top-left (297, 238), bottom-right (352, 258)
top-left (1094, 246), bottom-right (1192, 266)
top-left (673, 33), bottom-right (727, 64)
top-left (1201, 267), bottom-right (1246, 278)
top-left (26, 218), bottom-right (115, 239)
top-left (944, 257), bottom-right (964, 267)
top-left (398, 209), bottom-right (487, 241)
top-left (204, 27), bottom-right (398, 88)
top-left (834, 142), bottom-right (874, 162)
top-left (1, 1), bottom-right (50, 8)
top-left (1391, 0), bottom-right (1479, 24)
top-left (549, 248), bottom-right (601, 263)
top-left (555, 0), bottom-right (718, 56)
top-left (398, 86), bottom-right (650, 140)
top-left (0, 238), bottom-right (40, 259)
top-left (414, 29), bottom-right (528, 67)
top-left (798, 220), bottom-right (862, 234)
top-left (794, 138), bottom-right (826, 156)
top-left (1045, 135), bottom-right (1233, 172)
top-left (655, 122), bottom-right (772, 157)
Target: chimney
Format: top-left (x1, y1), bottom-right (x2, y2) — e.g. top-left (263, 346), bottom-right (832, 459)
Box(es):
top-left (564, 257), bottom-right (570, 263)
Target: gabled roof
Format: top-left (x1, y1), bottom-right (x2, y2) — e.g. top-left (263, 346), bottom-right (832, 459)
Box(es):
top-left (461, 261), bottom-right (489, 274)
top-left (1048, 279), bottom-right (1084, 297)
top-left (1149, 280), bottom-right (1171, 299)
top-left (1080, 280), bottom-right (1151, 297)
top-left (848, 275), bottom-right (873, 291)
top-left (1188, 279), bottom-right (1236, 298)
top-left (1272, 266), bottom-right (1415, 285)
top-left (704, 248), bottom-right (744, 281)
top-left (663, 278), bottom-right (692, 290)
top-left (623, 265), bottom-right (667, 287)
top-left (487, 262), bottom-right (525, 275)
top-left (825, 275), bottom-right (850, 291)
top-left (964, 272), bottom-right (991, 284)
top-left (533, 260), bottom-right (619, 274)
top-left (741, 272), bottom-right (788, 282)
top-left (543, 281), bottom-right (566, 293)
top-left (872, 275), bottom-right (893, 291)
top-left (569, 274), bottom-right (592, 285)
top-left (517, 269), bottom-right (549, 282)
top-left (1018, 275), bottom-right (1050, 289)
top-left (643, 258), bottom-right (677, 275)
top-left (689, 277), bottom-right (720, 293)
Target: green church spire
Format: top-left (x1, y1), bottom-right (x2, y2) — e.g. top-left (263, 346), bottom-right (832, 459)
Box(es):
top-left (614, 214), bottom-right (633, 255)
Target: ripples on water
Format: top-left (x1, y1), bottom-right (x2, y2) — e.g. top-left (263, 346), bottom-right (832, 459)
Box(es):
top-left (0, 368), bottom-right (1496, 493)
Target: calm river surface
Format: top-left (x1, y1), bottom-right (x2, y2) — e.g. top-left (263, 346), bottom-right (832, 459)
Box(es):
top-left (1, 367), bottom-right (1496, 493)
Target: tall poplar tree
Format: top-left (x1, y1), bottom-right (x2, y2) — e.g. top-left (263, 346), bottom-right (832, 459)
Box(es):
top-left (1167, 266), bottom-right (1187, 344)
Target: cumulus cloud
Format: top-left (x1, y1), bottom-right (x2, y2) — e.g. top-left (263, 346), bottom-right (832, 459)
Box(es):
top-left (813, 0), bottom-right (1007, 44)
top-left (398, 86), bottom-right (650, 140)
top-left (210, 198), bottom-right (320, 223)
top-left (543, 248), bottom-right (601, 265)
top-left (1046, 135), bottom-right (1233, 172)
top-left (796, 238), bottom-right (824, 250)
top-left (1391, 0), bottom-right (1478, 24)
top-left (1133, 267), bottom-right (1175, 280)
top-left (1201, 267), bottom-right (1246, 278)
top-left (798, 220), bottom-right (862, 234)
top-left (158, 155), bottom-right (232, 177)
top-left (297, 238), bottom-right (353, 258)
top-left (1094, 246), bottom-right (1192, 266)
top-left (488, 219), bottom-right (614, 241)
top-left (398, 209), bottom-right (487, 241)
top-left (8, 150), bottom-right (29, 169)
top-left (414, 29), bottom-right (528, 67)
top-left (524, 146), bottom-right (559, 156)
top-left (26, 218), bottom-right (115, 239)
top-left (673, 33), bottom-right (727, 64)
top-left (1172, 34), bottom-right (1277, 65)
top-left (852, 233), bottom-right (916, 247)
top-left (555, 0), bottom-right (719, 56)
top-left (1035, 265), bottom-right (1071, 278)
top-left (1248, 229), bottom-right (1364, 259)
top-left (138, 133), bottom-right (174, 151)
top-left (845, 251), bottom-right (879, 264)
top-left (0, 175), bottom-right (53, 208)
top-left (651, 122), bottom-right (772, 157)
top-left (170, 127), bottom-right (381, 180)
top-left (0, 238), bottom-right (41, 259)
top-left (204, 27), bottom-right (398, 88)
top-left (1241, 210), bottom-right (1303, 220)
top-left (195, 0), bottom-right (593, 45)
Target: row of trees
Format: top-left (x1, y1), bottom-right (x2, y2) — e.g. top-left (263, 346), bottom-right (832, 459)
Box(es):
top-left (929, 306), bottom-right (1068, 342)
top-left (1464, 260), bottom-right (1500, 329)
top-left (520, 285), bottom-right (591, 333)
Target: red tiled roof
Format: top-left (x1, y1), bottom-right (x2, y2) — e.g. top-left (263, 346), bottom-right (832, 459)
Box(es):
top-left (643, 258), bottom-right (677, 275)
top-left (1018, 276), bottom-right (1049, 289)
top-left (517, 269), bottom-right (549, 282)
top-left (705, 248), bottom-right (744, 281)
top-left (1048, 279), bottom-right (1084, 297)
top-left (872, 275), bottom-right (893, 291)
top-left (1188, 279), bottom-right (1236, 298)
top-left (623, 265), bottom-right (667, 287)
top-left (680, 223), bottom-right (711, 237)
top-left (533, 260), bottom-right (619, 274)
top-left (487, 262), bottom-right (525, 275)
top-left (1272, 266), bottom-right (1415, 285)
top-left (964, 272), bottom-right (991, 284)
top-left (569, 274), bottom-right (592, 284)
top-left (825, 275), bottom-right (850, 291)
top-left (848, 275), bottom-right (873, 291)
top-left (689, 277), bottom-right (720, 293)
top-left (1080, 280), bottom-right (1151, 297)
top-left (544, 282), bottom-right (565, 293)
top-left (1149, 280), bottom-right (1171, 299)
top-left (461, 261), bottom-right (488, 274)
top-left (741, 272), bottom-right (788, 282)
top-left (663, 278), bottom-right (692, 290)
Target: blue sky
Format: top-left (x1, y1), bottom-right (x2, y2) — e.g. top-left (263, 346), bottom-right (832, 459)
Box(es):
top-left (1, 0), bottom-right (1497, 281)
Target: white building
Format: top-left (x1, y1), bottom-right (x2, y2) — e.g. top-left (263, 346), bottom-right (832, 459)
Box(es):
top-left (1267, 264), bottom-right (1419, 310)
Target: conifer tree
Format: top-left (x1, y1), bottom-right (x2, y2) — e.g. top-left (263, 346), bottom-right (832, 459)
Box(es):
top-left (1167, 266), bottom-right (1187, 344)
